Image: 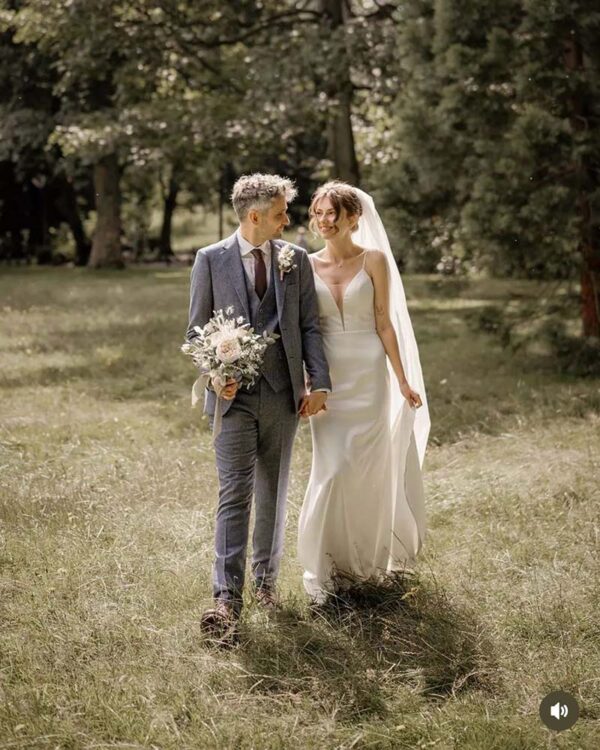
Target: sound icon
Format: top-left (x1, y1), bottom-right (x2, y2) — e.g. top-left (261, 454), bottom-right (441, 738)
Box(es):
top-left (540, 690), bottom-right (579, 731)
top-left (550, 702), bottom-right (568, 720)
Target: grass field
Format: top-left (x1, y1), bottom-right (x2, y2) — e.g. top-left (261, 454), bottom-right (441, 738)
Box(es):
top-left (1, 267), bottom-right (599, 749)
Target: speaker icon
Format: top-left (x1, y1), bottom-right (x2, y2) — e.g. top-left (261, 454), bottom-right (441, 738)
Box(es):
top-left (550, 702), bottom-right (568, 720)
top-left (540, 691), bottom-right (579, 731)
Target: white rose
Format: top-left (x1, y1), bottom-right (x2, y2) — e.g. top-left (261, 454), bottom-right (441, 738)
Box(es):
top-left (216, 336), bottom-right (242, 364)
top-left (207, 330), bottom-right (225, 347)
top-left (209, 327), bottom-right (246, 347)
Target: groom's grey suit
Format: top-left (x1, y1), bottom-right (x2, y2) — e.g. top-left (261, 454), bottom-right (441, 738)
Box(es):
top-left (187, 232), bottom-right (331, 607)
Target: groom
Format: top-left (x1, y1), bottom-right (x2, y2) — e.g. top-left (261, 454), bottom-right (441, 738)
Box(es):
top-left (186, 173), bottom-right (331, 641)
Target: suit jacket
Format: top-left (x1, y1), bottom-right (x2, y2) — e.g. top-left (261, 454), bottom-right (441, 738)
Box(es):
top-left (187, 232), bottom-right (331, 416)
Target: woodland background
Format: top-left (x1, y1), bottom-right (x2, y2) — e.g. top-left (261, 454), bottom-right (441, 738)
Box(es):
top-left (1, 0), bottom-right (600, 350)
top-left (1, 3), bottom-right (600, 748)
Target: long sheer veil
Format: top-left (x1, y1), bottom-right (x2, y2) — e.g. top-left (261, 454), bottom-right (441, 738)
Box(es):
top-left (353, 189), bottom-right (430, 468)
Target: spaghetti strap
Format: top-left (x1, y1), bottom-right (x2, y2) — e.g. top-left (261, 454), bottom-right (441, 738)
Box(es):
top-left (362, 249), bottom-right (368, 268)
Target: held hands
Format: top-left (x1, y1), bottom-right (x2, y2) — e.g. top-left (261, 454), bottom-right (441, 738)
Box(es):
top-left (214, 380), bottom-right (418, 410)
top-left (211, 379), bottom-right (330, 410)
top-left (400, 381), bottom-right (422, 409)
top-left (299, 391), bottom-right (328, 418)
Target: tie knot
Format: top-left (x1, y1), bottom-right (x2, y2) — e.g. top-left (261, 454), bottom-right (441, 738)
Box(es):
top-left (252, 247), bottom-right (263, 259)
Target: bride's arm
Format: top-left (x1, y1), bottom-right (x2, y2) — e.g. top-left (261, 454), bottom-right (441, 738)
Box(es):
top-left (369, 251), bottom-right (422, 408)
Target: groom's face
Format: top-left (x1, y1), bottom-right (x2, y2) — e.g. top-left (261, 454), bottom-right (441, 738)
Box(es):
top-left (254, 195), bottom-right (290, 241)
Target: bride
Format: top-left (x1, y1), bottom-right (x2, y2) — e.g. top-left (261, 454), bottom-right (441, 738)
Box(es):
top-left (297, 181), bottom-right (430, 602)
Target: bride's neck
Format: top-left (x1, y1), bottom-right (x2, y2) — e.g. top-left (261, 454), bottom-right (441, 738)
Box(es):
top-left (325, 235), bottom-right (356, 261)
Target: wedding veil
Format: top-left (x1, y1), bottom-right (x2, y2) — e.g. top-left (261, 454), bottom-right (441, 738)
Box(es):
top-left (353, 189), bottom-right (430, 468)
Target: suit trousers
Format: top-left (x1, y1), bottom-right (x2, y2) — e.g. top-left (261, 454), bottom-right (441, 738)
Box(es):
top-left (210, 377), bottom-right (299, 606)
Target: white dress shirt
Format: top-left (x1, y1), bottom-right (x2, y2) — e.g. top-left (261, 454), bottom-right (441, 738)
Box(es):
top-left (236, 228), bottom-right (271, 289)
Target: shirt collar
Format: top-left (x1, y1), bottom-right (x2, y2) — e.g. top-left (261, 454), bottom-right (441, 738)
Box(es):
top-left (236, 228), bottom-right (271, 258)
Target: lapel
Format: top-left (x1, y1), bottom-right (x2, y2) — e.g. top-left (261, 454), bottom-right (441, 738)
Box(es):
top-left (270, 240), bottom-right (287, 321)
top-left (218, 232), bottom-right (250, 321)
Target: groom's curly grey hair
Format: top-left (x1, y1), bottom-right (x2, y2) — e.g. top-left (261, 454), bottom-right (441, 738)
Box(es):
top-left (231, 173), bottom-right (298, 221)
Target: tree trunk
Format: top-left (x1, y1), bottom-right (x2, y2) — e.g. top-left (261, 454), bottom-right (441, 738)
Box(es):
top-left (327, 87), bottom-right (360, 185)
top-left (218, 168), bottom-right (225, 240)
top-left (28, 177), bottom-right (52, 264)
top-left (321, 0), bottom-right (360, 186)
top-left (159, 175), bottom-right (178, 262)
top-left (580, 244), bottom-right (600, 337)
top-left (0, 161), bottom-right (27, 263)
top-left (564, 33), bottom-right (600, 337)
top-left (88, 153), bottom-right (123, 269)
top-left (54, 174), bottom-right (91, 266)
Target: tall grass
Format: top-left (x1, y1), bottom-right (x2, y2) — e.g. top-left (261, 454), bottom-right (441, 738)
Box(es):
top-left (1, 268), bottom-right (598, 749)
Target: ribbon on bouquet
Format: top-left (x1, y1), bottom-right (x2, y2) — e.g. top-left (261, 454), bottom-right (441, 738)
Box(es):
top-left (191, 373), bottom-right (228, 445)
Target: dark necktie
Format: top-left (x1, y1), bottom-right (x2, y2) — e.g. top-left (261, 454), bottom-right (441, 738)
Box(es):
top-left (252, 247), bottom-right (267, 299)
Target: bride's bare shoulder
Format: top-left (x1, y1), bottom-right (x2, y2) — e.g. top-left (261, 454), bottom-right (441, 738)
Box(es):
top-left (362, 248), bottom-right (387, 268)
top-left (355, 245), bottom-right (383, 255)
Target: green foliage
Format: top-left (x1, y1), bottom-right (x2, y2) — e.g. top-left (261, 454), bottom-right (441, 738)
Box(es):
top-left (471, 285), bottom-right (600, 376)
top-left (3, 0), bottom-right (600, 304)
top-left (372, 0), bottom-right (600, 278)
top-left (1, 1), bottom-right (412, 223)
top-left (0, 14), bottom-right (56, 176)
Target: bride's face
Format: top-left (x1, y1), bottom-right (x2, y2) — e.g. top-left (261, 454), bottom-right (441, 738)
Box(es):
top-left (313, 196), bottom-right (357, 240)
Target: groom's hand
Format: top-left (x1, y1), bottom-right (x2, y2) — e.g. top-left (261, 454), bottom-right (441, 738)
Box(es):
top-left (214, 378), bottom-right (239, 401)
top-left (299, 391), bottom-right (328, 418)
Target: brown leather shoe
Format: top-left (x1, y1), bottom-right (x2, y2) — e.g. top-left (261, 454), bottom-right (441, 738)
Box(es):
top-left (255, 586), bottom-right (278, 611)
top-left (200, 599), bottom-right (239, 645)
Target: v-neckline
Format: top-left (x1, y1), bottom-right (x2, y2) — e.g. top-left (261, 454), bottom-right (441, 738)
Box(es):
top-left (313, 267), bottom-right (366, 330)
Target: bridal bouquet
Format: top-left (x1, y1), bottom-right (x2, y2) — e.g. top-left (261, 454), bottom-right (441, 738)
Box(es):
top-left (181, 307), bottom-right (279, 441)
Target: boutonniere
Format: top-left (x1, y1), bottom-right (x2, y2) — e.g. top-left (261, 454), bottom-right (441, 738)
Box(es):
top-left (277, 244), bottom-right (297, 281)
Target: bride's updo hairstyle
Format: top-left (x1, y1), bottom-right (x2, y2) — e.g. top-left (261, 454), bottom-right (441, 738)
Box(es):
top-left (309, 180), bottom-right (363, 236)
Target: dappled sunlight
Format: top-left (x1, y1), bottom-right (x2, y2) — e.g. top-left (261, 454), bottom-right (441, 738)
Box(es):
top-left (1, 269), bottom-right (598, 747)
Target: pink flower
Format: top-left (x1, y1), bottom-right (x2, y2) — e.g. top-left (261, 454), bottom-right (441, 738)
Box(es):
top-left (216, 336), bottom-right (242, 364)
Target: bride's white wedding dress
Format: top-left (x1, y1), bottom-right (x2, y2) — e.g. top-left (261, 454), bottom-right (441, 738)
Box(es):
top-left (298, 191), bottom-right (430, 602)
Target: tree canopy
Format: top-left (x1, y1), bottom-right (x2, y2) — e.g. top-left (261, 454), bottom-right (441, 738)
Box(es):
top-left (1, 0), bottom-right (599, 336)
